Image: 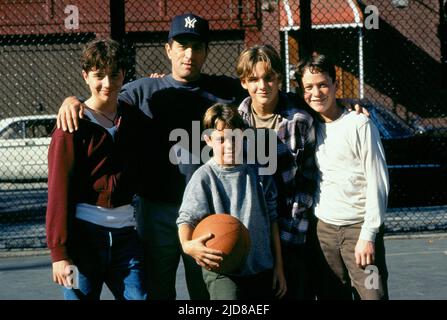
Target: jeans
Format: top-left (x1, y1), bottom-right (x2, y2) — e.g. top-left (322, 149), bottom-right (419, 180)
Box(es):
top-left (63, 219), bottom-right (147, 300)
top-left (281, 244), bottom-right (314, 299)
top-left (136, 199), bottom-right (209, 300)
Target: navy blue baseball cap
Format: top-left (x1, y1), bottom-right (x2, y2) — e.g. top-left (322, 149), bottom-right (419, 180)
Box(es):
top-left (168, 13), bottom-right (209, 42)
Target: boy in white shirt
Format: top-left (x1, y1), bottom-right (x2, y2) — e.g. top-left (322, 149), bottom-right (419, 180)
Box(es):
top-left (295, 53), bottom-right (389, 300)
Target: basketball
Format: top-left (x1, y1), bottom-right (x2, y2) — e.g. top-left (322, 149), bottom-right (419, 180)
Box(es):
top-left (192, 213), bottom-right (251, 274)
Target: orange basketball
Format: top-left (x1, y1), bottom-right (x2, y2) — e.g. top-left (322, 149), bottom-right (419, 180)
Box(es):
top-left (192, 213), bottom-right (251, 274)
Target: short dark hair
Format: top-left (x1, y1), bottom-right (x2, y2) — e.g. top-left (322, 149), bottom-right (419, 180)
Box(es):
top-left (81, 38), bottom-right (126, 73)
top-left (203, 103), bottom-right (246, 131)
top-left (295, 52), bottom-right (336, 94)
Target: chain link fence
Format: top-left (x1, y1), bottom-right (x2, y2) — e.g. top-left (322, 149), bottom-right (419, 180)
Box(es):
top-left (0, 0), bottom-right (446, 250)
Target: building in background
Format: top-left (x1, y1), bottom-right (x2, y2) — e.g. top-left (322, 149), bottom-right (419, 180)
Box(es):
top-left (0, 0), bottom-right (445, 125)
top-left (0, 0), bottom-right (446, 250)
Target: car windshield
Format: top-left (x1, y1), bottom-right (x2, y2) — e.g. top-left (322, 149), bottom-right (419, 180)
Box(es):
top-left (0, 117), bottom-right (55, 139)
top-left (0, 122), bottom-right (24, 139)
top-left (369, 106), bottom-right (414, 139)
top-left (25, 119), bottom-right (54, 138)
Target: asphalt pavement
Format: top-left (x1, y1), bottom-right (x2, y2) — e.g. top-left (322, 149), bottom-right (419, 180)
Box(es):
top-left (0, 233), bottom-right (446, 300)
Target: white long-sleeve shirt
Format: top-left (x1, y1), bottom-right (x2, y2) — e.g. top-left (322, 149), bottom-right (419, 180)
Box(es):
top-left (314, 110), bottom-right (389, 242)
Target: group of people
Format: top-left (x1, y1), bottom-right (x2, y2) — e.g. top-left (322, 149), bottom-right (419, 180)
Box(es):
top-left (46, 13), bottom-right (389, 300)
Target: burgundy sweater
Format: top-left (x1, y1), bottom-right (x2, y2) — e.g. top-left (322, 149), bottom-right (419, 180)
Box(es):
top-left (46, 103), bottom-right (150, 262)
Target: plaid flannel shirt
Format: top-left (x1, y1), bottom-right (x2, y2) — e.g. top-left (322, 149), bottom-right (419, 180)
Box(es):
top-left (238, 92), bottom-right (317, 246)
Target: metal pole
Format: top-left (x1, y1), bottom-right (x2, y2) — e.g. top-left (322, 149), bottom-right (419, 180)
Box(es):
top-left (284, 30), bottom-right (290, 92)
top-left (358, 27), bottom-right (364, 99)
top-left (299, 0), bottom-right (313, 60)
top-left (440, 0), bottom-right (447, 86)
top-left (110, 0), bottom-right (125, 41)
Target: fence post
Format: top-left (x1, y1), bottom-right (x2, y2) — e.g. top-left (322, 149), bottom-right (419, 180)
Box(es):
top-left (109, 0), bottom-right (135, 82)
top-left (110, 0), bottom-right (125, 41)
top-left (440, 0), bottom-right (447, 86)
top-left (299, 0), bottom-right (313, 60)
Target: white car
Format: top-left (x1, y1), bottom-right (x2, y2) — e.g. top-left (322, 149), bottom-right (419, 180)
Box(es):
top-left (0, 115), bottom-right (56, 181)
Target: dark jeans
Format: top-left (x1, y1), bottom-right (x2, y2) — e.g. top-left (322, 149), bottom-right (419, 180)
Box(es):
top-left (280, 214), bottom-right (320, 300)
top-left (64, 219), bottom-right (147, 300)
top-left (281, 243), bottom-right (315, 300)
top-left (315, 220), bottom-right (389, 300)
top-left (202, 268), bottom-right (274, 300)
top-left (137, 199), bottom-right (209, 300)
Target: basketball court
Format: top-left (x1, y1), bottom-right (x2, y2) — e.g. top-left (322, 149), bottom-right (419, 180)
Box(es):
top-left (1, 233), bottom-right (446, 300)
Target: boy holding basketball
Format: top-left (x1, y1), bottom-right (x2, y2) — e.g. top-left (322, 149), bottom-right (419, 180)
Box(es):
top-left (176, 103), bottom-right (286, 300)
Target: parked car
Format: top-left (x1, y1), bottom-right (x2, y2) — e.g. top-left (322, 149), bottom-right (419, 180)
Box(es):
top-left (356, 101), bottom-right (447, 208)
top-left (1, 106), bottom-right (445, 208)
top-left (0, 115), bottom-right (56, 181)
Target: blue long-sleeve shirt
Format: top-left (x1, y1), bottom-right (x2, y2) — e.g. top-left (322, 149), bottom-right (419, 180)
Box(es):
top-left (119, 74), bottom-right (247, 204)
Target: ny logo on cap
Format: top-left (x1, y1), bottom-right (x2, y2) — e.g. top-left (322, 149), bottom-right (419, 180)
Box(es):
top-left (184, 16), bottom-right (197, 28)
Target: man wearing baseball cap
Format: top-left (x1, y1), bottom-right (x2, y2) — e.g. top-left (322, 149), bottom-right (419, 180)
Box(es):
top-left (163, 13), bottom-right (210, 84)
top-left (168, 13), bottom-right (209, 42)
top-left (56, 13), bottom-right (247, 300)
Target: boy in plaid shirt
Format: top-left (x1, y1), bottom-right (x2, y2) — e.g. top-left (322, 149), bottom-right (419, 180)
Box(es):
top-left (236, 45), bottom-right (317, 299)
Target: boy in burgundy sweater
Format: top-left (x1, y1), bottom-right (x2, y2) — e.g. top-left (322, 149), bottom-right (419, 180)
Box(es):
top-left (46, 39), bottom-right (149, 300)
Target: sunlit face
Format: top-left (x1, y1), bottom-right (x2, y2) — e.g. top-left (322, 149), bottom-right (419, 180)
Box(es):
top-left (301, 69), bottom-right (338, 121)
top-left (302, 69), bottom-right (338, 119)
top-left (165, 35), bottom-right (208, 82)
top-left (205, 121), bottom-right (243, 167)
top-left (241, 62), bottom-right (280, 112)
top-left (82, 67), bottom-right (124, 103)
